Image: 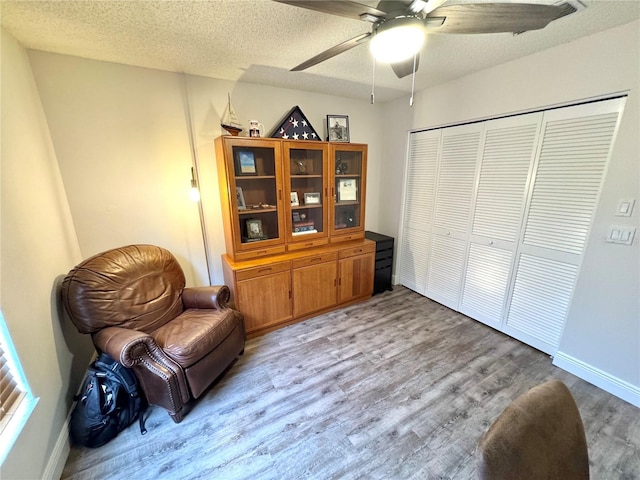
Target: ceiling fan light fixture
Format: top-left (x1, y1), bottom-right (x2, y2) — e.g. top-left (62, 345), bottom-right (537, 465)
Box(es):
top-left (370, 16), bottom-right (425, 63)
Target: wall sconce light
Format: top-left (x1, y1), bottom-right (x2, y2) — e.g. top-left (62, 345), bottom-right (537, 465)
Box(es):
top-left (189, 166), bottom-right (201, 202)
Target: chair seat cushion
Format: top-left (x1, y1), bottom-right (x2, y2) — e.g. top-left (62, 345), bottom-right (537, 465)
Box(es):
top-left (152, 309), bottom-right (240, 367)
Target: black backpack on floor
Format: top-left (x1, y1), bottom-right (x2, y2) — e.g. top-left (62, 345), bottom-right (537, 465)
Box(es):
top-left (70, 353), bottom-right (147, 448)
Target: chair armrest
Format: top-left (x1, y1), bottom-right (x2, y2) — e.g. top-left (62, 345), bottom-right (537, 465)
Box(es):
top-left (92, 326), bottom-right (191, 405)
top-left (92, 327), bottom-right (157, 367)
top-left (182, 285), bottom-right (231, 310)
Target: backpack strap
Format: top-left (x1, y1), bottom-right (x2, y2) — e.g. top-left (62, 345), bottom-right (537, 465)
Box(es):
top-left (139, 408), bottom-right (148, 435)
top-left (95, 353), bottom-right (148, 435)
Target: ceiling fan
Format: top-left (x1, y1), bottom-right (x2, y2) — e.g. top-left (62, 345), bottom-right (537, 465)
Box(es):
top-left (276, 0), bottom-right (577, 79)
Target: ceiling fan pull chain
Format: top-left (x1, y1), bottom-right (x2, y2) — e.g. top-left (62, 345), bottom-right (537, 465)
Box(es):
top-left (371, 57), bottom-right (376, 105)
top-left (410, 53), bottom-right (417, 107)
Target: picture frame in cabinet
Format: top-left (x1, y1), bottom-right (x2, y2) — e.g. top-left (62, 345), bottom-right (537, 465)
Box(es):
top-left (236, 150), bottom-right (257, 175)
top-left (245, 218), bottom-right (265, 239)
top-left (327, 115), bottom-right (350, 143)
top-left (290, 191), bottom-right (299, 206)
top-left (338, 178), bottom-right (358, 201)
top-left (304, 192), bottom-right (321, 205)
top-left (236, 186), bottom-right (247, 210)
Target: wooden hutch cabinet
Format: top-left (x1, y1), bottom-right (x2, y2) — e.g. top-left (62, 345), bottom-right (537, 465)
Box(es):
top-left (215, 136), bottom-right (374, 337)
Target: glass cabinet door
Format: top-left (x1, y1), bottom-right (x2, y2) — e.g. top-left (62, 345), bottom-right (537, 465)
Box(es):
top-left (330, 144), bottom-right (367, 236)
top-left (283, 142), bottom-right (329, 244)
top-left (223, 138), bottom-right (285, 252)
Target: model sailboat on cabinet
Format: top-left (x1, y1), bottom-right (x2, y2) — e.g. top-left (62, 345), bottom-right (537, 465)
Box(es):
top-left (221, 93), bottom-right (243, 136)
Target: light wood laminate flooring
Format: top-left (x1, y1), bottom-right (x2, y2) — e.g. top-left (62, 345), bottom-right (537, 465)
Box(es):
top-left (62, 286), bottom-right (640, 479)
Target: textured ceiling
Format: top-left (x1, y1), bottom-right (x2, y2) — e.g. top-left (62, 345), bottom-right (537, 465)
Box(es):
top-left (2, 0), bottom-right (639, 103)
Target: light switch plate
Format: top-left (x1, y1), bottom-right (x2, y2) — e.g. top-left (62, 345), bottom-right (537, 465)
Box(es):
top-left (607, 225), bottom-right (636, 245)
top-left (615, 198), bottom-right (636, 217)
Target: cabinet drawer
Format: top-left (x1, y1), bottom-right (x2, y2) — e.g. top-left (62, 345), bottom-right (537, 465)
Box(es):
top-left (376, 240), bottom-right (394, 251)
top-left (339, 243), bottom-right (375, 259)
top-left (375, 250), bottom-right (393, 261)
top-left (329, 232), bottom-right (365, 243)
top-left (234, 245), bottom-right (286, 262)
top-left (292, 252), bottom-right (338, 269)
top-left (375, 258), bottom-right (393, 269)
top-left (236, 261), bottom-right (291, 281)
top-left (287, 238), bottom-right (329, 252)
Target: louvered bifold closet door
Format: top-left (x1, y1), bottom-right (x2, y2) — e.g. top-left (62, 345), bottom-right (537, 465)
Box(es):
top-left (398, 130), bottom-right (440, 295)
top-left (460, 114), bottom-right (543, 328)
top-left (427, 123), bottom-right (483, 309)
top-left (505, 98), bottom-right (625, 354)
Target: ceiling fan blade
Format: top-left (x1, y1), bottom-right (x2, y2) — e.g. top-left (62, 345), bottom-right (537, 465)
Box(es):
top-left (291, 32), bottom-right (372, 71)
top-left (274, 1), bottom-right (386, 22)
top-left (416, 0), bottom-right (447, 15)
top-left (426, 3), bottom-right (568, 34)
top-left (391, 54), bottom-right (420, 79)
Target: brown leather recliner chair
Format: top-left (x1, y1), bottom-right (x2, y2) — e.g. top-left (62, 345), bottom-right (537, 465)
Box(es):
top-left (61, 244), bottom-right (245, 423)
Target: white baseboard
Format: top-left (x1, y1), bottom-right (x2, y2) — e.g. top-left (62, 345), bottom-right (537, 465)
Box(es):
top-left (43, 415), bottom-right (70, 480)
top-left (553, 351), bottom-right (640, 408)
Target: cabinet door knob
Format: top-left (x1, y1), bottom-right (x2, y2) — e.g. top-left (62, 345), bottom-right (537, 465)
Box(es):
top-left (489, 240), bottom-right (494, 245)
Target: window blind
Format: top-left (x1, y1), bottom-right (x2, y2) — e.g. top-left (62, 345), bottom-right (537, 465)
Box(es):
top-left (0, 342), bottom-right (26, 435)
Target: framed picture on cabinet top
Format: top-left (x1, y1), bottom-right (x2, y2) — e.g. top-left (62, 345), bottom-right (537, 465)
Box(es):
top-left (290, 191), bottom-right (299, 206)
top-left (236, 150), bottom-right (257, 175)
top-left (304, 192), bottom-right (321, 205)
top-left (327, 115), bottom-right (350, 143)
top-left (236, 186), bottom-right (247, 210)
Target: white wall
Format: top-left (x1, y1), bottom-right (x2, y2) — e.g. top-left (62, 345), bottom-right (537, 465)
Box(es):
top-left (27, 52), bottom-right (209, 287)
top-left (0, 29), bottom-right (93, 479)
top-left (382, 21), bottom-right (640, 399)
top-left (28, 53), bottom-right (384, 286)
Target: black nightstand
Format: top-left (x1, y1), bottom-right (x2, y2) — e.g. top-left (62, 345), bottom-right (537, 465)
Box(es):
top-left (365, 231), bottom-right (394, 295)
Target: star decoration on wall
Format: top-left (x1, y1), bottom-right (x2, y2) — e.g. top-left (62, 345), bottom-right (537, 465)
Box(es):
top-left (268, 106), bottom-right (320, 141)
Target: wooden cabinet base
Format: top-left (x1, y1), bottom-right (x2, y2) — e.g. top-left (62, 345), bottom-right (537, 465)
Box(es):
top-left (244, 294), bottom-right (372, 339)
top-left (222, 239), bottom-right (375, 338)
